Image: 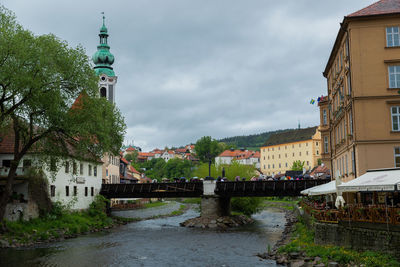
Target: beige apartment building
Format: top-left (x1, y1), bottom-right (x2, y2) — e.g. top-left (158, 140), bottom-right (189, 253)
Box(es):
top-left (101, 153), bottom-right (120, 184)
top-left (320, 0), bottom-right (400, 183)
top-left (260, 127), bottom-right (321, 176)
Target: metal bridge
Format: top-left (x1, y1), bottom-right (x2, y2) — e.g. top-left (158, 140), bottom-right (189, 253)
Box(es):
top-left (100, 179), bottom-right (329, 198)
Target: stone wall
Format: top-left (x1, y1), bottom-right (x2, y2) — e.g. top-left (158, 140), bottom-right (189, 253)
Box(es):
top-left (314, 221), bottom-right (400, 259)
top-left (5, 201), bottom-right (39, 221)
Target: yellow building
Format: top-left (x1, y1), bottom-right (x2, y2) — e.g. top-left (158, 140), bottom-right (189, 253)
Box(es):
top-left (260, 127), bottom-right (321, 176)
top-left (320, 0), bottom-right (400, 183)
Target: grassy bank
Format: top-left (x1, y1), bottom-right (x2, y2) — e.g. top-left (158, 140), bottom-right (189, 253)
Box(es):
top-left (143, 201), bottom-right (168, 209)
top-left (261, 197), bottom-right (299, 211)
top-left (1, 196), bottom-right (120, 247)
top-left (278, 217), bottom-right (399, 267)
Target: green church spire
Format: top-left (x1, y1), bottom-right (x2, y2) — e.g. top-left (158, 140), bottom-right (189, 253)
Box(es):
top-left (92, 13), bottom-right (115, 77)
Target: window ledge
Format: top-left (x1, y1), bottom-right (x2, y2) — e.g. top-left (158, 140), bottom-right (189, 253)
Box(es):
top-left (390, 131), bottom-right (400, 133)
top-left (387, 88), bottom-right (400, 90)
top-left (385, 46), bottom-right (400, 49)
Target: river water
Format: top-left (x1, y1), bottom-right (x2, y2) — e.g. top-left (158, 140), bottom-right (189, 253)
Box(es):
top-left (0, 203), bottom-right (285, 267)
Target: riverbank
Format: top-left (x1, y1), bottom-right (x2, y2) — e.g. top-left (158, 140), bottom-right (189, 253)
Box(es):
top-left (0, 199), bottom-right (186, 248)
top-left (258, 200), bottom-right (400, 267)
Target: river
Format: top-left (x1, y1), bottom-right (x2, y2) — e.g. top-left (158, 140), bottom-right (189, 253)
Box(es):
top-left (0, 202), bottom-right (285, 267)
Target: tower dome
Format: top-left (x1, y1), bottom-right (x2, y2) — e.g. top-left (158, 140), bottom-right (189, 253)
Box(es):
top-left (92, 15), bottom-right (115, 77)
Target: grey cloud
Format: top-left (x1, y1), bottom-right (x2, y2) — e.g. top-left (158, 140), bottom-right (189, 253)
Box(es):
top-left (3, 0), bottom-right (376, 150)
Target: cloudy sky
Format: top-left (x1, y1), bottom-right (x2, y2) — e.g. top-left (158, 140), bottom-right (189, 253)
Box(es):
top-left (3, 0), bottom-right (376, 151)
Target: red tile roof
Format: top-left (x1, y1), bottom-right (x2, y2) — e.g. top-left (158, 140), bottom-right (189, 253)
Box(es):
top-left (175, 148), bottom-right (187, 153)
top-left (219, 149), bottom-right (259, 159)
top-left (126, 146), bottom-right (136, 152)
top-left (121, 157), bottom-right (129, 165)
top-left (0, 129), bottom-right (16, 154)
top-left (129, 165), bottom-right (141, 174)
top-left (348, 0), bottom-right (400, 17)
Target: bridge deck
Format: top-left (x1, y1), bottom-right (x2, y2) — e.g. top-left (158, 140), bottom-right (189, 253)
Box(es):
top-left (100, 179), bottom-right (329, 198)
top-left (100, 182), bottom-right (203, 198)
top-left (215, 179), bottom-right (329, 197)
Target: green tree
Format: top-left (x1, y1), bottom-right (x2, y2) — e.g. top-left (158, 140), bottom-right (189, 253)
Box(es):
top-left (194, 136), bottom-right (223, 177)
top-left (0, 6), bottom-right (126, 221)
top-left (125, 150), bottom-right (138, 163)
top-left (291, 160), bottom-right (305, 171)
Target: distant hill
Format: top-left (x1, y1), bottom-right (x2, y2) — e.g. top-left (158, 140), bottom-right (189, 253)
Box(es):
top-left (218, 129), bottom-right (291, 150)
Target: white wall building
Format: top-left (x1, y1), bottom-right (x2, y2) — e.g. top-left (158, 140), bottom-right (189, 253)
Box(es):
top-left (0, 154), bottom-right (102, 211)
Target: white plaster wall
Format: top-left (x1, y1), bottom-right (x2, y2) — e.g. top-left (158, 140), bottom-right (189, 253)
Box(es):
top-left (0, 154), bottom-right (102, 210)
top-left (45, 159), bottom-right (102, 210)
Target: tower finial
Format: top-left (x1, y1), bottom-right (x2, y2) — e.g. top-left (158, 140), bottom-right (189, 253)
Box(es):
top-left (101, 12), bottom-right (105, 26)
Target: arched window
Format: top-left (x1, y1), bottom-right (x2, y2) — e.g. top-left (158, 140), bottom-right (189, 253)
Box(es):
top-left (100, 87), bottom-right (107, 98)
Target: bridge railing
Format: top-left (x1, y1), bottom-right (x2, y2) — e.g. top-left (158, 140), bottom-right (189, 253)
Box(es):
top-left (215, 179), bottom-right (330, 197)
top-left (100, 182), bottom-right (204, 198)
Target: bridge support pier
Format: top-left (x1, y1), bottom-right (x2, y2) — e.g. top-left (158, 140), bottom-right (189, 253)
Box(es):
top-left (201, 196), bottom-right (231, 217)
top-left (201, 180), bottom-right (231, 217)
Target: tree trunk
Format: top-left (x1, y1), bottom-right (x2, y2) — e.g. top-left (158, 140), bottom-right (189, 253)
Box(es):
top-left (0, 160), bottom-right (19, 222)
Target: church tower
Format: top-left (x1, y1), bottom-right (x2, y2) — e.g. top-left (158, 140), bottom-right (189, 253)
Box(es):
top-left (92, 15), bottom-right (117, 104)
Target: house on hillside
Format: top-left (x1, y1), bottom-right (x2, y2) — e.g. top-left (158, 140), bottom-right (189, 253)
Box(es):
top-left (260, 127), bottom-right (321, 176)
top-left (161, 150), bottom-right (175, 161)
top-left (215, 149), bottom-right (260, 167)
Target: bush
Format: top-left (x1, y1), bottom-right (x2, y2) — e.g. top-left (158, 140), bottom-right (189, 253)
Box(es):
top-left (87, 195), bottom-right (109, 217)
top-left (231, 197), bottom-right (263, 216)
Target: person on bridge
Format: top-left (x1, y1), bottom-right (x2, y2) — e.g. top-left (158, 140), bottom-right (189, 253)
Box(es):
top-left (235, 176), bottom-right (240, 181)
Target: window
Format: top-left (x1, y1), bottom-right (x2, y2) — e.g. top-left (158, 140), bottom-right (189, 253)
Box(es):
top-left (323, 109), bottom-right (327, 125)
top-left (91, 187), bottom-right (94, 196)
top-left (65, 161), bottom-right (69, 173)
top-left (324, 136), bottom-right (329, 153)
top-left (272, 164), bottom-right (275, 168)
top-left (307, 161), bottom-right (309, 166)
top-left (349, 112), bottom-right (353, 135)
top-left (88, 164), bottom-right (92, 176)
top-left (65, 186), bottom-right (69, 196)
top-left (278, 154), bottom-right (281, 159)
top-left (316, 150), bottom-right (319, 155)
top-left (285, 153), bottom-right (287, 158)
top-left (391, 106), bottom-right (400, 131)
top-left (73, 162), bottom-right (77, 175)
top-left (80, 163), bottom-right (84, 175)
top-left (306, 151), bottom-right (309, 156)
top-left (316, 142), bottom-right (319, 146)
top-left (292, 153), bottom-right (295, 157)
top-left (389, 66), bottom-right (400, 88)
top-left (94, 166), bottom-right (97, 177)
top-left (2, 160), bottom-right (10, 167)
top-left (299, 152), bottom-right (301, 156)
top-left (285, 163), bottom-right (288, 167)
top-left (100, 87), bottom-right (107, 98)
top-left (50, 185), bottom-right (55, 197)
top-left (395, 147), bottom-right (400, 167)
top-left (386, 26), bottom-right (400, 47)
top-left (85, 187), bottom-right (88, 197)
top-left (345, 154), bottom-right (348, 175)
top-left (279, 163), bottom-right (281, 168)
top-left (352, 150), bottom-right (355, 173)
top-left (347, 75), bottom-right (351, 95)
top-left (268, 164), bottom-right (270, 169)
top-left (263, 164), bottom-right (266, 169)
top-left (73, 186), bottom-right (77, 196)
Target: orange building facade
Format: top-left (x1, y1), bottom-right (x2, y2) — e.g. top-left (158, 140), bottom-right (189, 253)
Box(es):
top-left (320, 0), bottom-right (400, 182)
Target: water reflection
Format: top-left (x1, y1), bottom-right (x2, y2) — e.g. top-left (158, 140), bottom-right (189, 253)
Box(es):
top-left (0, 207), bottom-right (284, 267)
